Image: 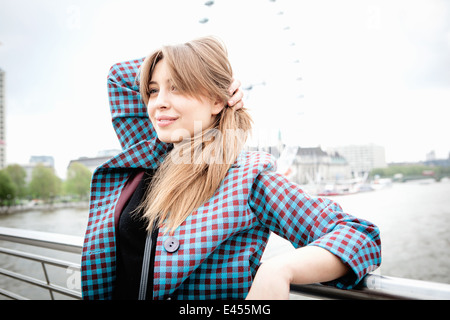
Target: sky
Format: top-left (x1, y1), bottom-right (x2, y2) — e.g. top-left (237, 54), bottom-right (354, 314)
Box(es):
top-left (1, 0), bottom-right (450, 178)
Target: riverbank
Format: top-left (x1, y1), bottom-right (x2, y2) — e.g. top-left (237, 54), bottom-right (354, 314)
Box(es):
top-left (0, 201), bottom-right (89, 215)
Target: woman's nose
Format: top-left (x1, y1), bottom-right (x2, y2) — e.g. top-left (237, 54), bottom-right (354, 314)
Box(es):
top-left (154, 89), bottom-right (170, 109)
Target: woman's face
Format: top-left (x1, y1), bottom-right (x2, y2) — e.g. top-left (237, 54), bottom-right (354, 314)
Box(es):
top-left (147, 59), bottom-right (224, 144)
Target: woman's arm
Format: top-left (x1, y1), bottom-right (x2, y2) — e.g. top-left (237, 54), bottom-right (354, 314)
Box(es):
top-left (247, 246), bottom-right (349, 300)
top-left (248, 169), bottom-right (381, 298)
top-left (107, 58), bottom-right (154, 150)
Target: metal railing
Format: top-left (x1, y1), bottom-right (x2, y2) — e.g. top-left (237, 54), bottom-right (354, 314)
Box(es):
top-left (0, 227), bottom-right (83, 300)
top-left (291, 275), bottom-right (450, 300)
top-left (1, 226), bottom-right (450, 300)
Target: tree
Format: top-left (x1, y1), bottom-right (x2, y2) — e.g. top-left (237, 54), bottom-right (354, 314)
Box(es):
top-left (0, 170), bottom-right (16, 205)
top-left (64, 162), bottom-right (92, 200)
top-left (4, 164), bottom-right (27, 198)
top-left (28, 164), bottom-right (61, 202)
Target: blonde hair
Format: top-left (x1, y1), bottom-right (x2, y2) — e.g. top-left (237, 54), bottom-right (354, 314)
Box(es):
top-left (139, 36), bottom-right (252, 233)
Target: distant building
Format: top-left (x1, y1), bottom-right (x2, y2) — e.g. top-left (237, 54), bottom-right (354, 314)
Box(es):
top-left (22, 155), bottom-right (55, 183)
top-left (246, 145), bottom-right (282, 158)
top-left (68, 156), bottom-right (112, 173)
top-left (327, 144), bottom-right (387, 177)
top-left (247, 144), bottom-right (352, 185)
top-left (291, 147), bottom-right (352, 184)
top-left (68, 149), bottom-right (121, 173)
top-left (423, 150), bottom-right (450, 167)
top-left (0, 68), bottom-right (6, 169)
top-left (426, 150), bottom-right (437, 162)
top-left (29, 155), bottom-right (54, 167)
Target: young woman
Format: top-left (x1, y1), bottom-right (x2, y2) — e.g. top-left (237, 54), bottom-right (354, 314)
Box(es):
top-left (81, 36), bottom-right (381, 300)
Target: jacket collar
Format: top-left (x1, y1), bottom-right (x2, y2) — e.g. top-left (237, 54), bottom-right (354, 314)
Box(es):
top-left (97, 138), bottom-right (172, 171)
top-left (96, 137), bottom-right (248, 172)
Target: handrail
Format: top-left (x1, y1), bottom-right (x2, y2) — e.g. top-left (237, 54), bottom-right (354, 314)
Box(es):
top-left (0, 226), bottom-right (83, 300)
top-left (291, 274), bottom-right (450, 300)
top-left (0, 226), bottom-right (83, 254)
top-left (1, 226), bottom-right (450, 300)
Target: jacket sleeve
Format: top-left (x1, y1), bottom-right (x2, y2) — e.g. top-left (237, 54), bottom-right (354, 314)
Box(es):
top-left (248, 170), bottom-right (382, 289)
top-left (107, 58), bottom-right (157, 150)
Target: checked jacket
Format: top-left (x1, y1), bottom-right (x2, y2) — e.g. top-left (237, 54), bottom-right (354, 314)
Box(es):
top-left (81, 58), bottom-right (382, 300)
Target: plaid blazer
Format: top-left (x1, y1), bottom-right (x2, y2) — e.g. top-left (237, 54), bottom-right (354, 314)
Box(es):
top-left (81, 59), bottom-right (381, 300)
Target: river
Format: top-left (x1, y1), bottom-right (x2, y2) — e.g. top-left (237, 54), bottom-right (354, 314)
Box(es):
top-left (331, 179), bottom-right (450, 284)
top-left (1, 179), bottom-right (450, 298)
top-left (264, 179), bottom-right (450, 285)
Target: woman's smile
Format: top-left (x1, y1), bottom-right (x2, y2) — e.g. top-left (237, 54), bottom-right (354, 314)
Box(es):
top-left (155, 114), bottom-right (179, 128)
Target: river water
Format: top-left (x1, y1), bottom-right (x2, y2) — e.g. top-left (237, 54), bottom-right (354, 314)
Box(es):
top-left (330, 179), bottom-right (450, 284)
top-left (1, 179), bottom-right (450, 299)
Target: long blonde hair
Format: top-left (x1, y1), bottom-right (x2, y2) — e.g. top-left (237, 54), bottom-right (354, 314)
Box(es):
top-left (139, 36), bottom-right (252, 233)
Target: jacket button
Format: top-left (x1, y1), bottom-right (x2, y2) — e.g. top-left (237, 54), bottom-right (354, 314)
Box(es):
top-left (164, 236), bottom-right (179, 253)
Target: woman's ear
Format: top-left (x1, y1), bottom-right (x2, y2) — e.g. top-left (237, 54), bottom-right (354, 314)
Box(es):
top-left (211, 99), bottom-right (226, 116)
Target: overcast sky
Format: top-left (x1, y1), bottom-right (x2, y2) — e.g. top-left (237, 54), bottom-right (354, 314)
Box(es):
top-left (1, 0), bottom-right (450, 178)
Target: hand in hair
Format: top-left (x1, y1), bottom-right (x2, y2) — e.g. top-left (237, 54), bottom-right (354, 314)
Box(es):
top-left (228, 78), bottom-right (244, 110)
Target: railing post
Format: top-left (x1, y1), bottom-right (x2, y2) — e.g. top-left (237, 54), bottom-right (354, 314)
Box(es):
top-left (41, 262), bottom-right (55, 300)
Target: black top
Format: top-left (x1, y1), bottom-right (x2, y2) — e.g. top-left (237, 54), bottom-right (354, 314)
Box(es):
top-left (113, 170), bottom-right (158, 300)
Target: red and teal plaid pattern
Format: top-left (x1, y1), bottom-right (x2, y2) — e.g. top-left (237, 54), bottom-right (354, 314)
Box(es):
top-left (108, 58), bottom-right (153, 150)
top-left (81, 59), bottom-right (381, 300)
top-left (81, 139), bottom-right (170, 300)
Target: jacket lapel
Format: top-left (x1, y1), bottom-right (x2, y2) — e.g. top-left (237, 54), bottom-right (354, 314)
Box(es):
top-left (95, 138), bottom-right (171, 228)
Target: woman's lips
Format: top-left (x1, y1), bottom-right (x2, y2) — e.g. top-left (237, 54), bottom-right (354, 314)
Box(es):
top-left (156, 115), bottom-right (178, 128)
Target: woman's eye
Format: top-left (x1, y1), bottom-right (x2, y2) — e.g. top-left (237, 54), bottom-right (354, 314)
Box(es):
top-left (149, 88), bottom-right (159, 95)
top-left (170, 85), bottom-right (177, 92)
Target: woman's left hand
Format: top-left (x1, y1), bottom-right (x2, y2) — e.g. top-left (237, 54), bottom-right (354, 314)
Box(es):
top-left (228, 78), bottom-right (244, 110)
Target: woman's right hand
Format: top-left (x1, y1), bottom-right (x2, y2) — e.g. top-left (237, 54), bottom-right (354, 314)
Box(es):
top-left (228, 78), bottom-right (244, 110)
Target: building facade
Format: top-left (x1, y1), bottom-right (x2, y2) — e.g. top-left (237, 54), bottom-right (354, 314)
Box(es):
top-left (327, 144), bottom-right (387, 177)
top-left (68, 149), bottom-right (121, 173)
top-left (291, 147), bottom-right (352, 185)
top-left (22, 156), bottom-right (56, 183)
top-left (248, 144), bottom-right (352, 185)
